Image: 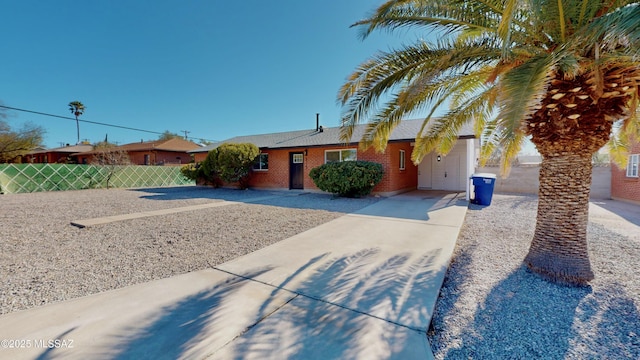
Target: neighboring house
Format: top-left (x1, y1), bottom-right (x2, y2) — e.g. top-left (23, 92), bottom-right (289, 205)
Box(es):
top-left (611, 140), bottom-right (640, 204)
top-left (189, 119), bottom-right (478, 197)
top-left (24, 144), bottom-right (94, 164)
top-left (75, 138), bottom-right (202, 166)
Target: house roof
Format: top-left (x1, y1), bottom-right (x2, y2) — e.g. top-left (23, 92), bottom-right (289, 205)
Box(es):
top-left (116, 138), bottom-right (202, 152)
top-left (75, 138), bottom-right (202, 156)
top-left (190, 119), bottom-right (475, 153)
top-left (27, 144), bottom-right (94, 155)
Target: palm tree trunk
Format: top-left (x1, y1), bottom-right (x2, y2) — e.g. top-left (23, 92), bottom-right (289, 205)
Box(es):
top-left (76, 117), bottom-right (80, 144)
top-left (524, 153), bottom-right (594, 286)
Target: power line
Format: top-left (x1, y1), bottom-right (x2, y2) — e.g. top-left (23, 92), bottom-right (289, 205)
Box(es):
top-left (0, 105), bottom-right (218, 143)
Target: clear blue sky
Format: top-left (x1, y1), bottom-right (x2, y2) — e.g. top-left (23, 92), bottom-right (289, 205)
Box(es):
top-left (1, 0), bottom-right (433, 148)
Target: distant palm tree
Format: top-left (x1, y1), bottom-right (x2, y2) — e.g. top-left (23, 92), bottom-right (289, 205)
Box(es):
top-left (68, 101), bottom-right (85, 144)
top-left (339, 1), bottom-right (639, 285)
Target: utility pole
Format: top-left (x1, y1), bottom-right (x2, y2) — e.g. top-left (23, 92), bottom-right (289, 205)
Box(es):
top-left (181, 130), bottom-right (190, 140)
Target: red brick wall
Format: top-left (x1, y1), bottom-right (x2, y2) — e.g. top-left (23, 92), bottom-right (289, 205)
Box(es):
top-left (25, 152), bottom-right (68, 163)
top-left (78, 151), bottom-right (190, 166)
top-left (193, 152), bottom-right (207, 163)
top-left (611, 140), bottom-right (640, 203)
top-left (127, 151), bottom-right (190, 165)
top-left (245, 142), bottom-right (418, 194)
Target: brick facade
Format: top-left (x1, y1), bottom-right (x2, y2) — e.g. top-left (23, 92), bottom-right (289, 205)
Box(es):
top-left (78, 150), bottom-right (190, 166)
top-left (611, 140), bottom-right (640, 204)
top-left (126, 150), bottom-right (190, 166)
top-left (242, 142), bottom-right (418, 195)
top-left (195, 143), bottom-right (418, 194)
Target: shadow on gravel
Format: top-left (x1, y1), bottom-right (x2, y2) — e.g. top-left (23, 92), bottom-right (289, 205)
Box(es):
top-left (427, 242), bottom-right (478, 337)
top-left (440, 266), bottom-right (593, 359)
top-left (567, 283), bottom-right (640, 358)
top-left (130, 186), bottom-right (382, 213)
top-left (434, 267), bottom-right (640, 359)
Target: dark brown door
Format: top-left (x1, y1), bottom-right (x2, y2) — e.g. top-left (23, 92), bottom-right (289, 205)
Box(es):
top-left (289, 152), bottom-right (304, 189)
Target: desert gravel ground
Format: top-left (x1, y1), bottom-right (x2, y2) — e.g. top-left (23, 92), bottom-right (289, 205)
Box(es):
top-left (427, 194), bottom-right (640, 359)
top-left (0, 186), bottom-right (380, 315)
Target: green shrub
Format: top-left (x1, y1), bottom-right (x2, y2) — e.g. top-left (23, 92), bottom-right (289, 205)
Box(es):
top-left (309, 160), bottom-right (384, 197)
top-left (180, 163), bottom-right (201, 181)
top-left (200, 143), bottom-right (259, 188)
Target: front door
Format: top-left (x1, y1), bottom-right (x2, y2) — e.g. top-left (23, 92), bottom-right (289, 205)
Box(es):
top-left (289, 152), bottom-right (304, 189)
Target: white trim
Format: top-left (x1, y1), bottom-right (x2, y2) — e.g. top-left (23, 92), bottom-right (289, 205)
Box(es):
top-left (466, 138), bottom-right (476, 201)
top-left (253, 153), bottom-right (269, 171)
top-left (324, 149), bottom-right (357, 163)
top-left (627, 154), bottom-right (639, 177)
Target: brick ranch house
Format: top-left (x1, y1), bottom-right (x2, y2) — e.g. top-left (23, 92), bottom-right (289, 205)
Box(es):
top-left (24, 144), bottom-right (94, 164)
top-left (611, 139), bottom-right (640, 204)
top-left (190, 119), bottom-right (479, 198)
top-left (75, 138), bottom-right (202, 166)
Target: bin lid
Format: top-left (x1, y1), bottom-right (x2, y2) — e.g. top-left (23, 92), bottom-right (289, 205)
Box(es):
top-left (472, 173), bottom-right (497, 179)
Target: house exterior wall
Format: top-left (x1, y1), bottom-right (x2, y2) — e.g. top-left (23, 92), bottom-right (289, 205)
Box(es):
top-left (127, 151), bottom-right (190, 166)
top-left (78, 151), bottom-right (190, 166)
top-left (611, 140), bottom-right (640, 204)
top-left (25, 152), bottom-right (71, 164)
top-left (193, 152), bottom-right (207, 163)
top-left (244, 142), bottom-right (419, 194)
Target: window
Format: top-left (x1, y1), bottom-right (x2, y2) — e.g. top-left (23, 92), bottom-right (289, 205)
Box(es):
top-left (292, 153), bottom-right (303, 164)
top-left (253, 153), bottom-right (269, 170)
top-left (399, 150), bottom-right (406, 170)
top-left (627, 154), bottom-right (639, 177)
top-left (325, 149), bottom-right (357, 163)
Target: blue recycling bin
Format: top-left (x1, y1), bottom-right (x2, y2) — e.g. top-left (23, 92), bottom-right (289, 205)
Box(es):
top-left (471, 173), bottom-right (497, 205)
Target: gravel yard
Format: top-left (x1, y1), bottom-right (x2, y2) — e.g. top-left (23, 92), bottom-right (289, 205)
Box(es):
top-left (0, 186), bottom-right (380, 315)
top-left (427, 194), bottom-right (640, 359)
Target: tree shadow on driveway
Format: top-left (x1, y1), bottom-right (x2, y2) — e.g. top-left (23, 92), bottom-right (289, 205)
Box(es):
top-left (33, 248), bottom-right (446, 359)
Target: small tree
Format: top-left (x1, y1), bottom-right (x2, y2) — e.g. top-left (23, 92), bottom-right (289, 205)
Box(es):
top-left (0, 120), bottom-right (45, 163)
top-left (91, 145), bottom-right (131, 188)
top-left (158, 130), bottom-right (183, 141)
top-left (309, 160), bottom-right (384, 197)
top-left (68, 101), bottom-right (85, 144)
top-left (200, 143), bottom-right (259, 189)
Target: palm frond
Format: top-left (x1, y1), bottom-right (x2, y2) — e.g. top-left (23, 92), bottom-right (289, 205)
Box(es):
top-left (412, 76), bottom-right (497, 163)
top-left (353, 0), bottom-right (504, 40)
top-left (339, 38), bottom-right (502, 144)
top-left (608, 124), bottom-right (630, 168)
top-left (497, 0), bottom-right (517, 54)
top-left (498, 130), bottom-right (524, 176)
top-left (571, 3), bottom-right (640, 54)
top-left (498, 54), bottom-right (555, 140)
top-left (338, 43), bottom-right (445, 142)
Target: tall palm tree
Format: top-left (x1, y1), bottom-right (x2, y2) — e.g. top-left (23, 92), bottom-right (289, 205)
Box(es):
top-left (339, 0), bottom-right (640, 286)
top-left (68, 101), bottom-right (85, 144)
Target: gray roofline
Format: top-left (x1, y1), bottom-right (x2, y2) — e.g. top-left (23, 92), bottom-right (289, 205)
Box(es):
top-left (189, 119), bottom-right (476, 153)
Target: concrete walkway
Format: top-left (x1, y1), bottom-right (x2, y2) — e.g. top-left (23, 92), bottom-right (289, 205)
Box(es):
top-left (0, 191), bottom-right (468, 360)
